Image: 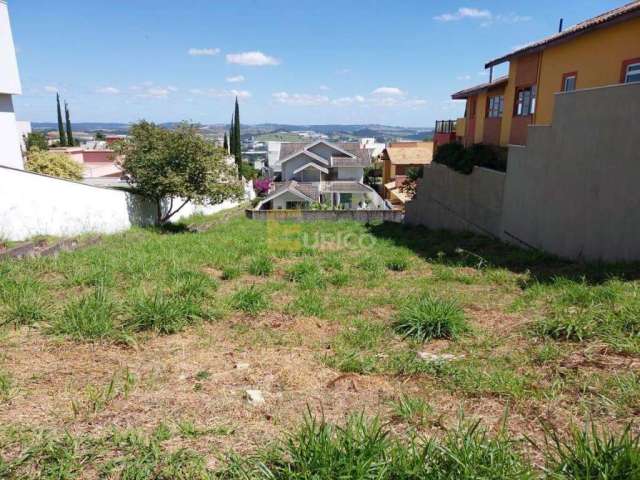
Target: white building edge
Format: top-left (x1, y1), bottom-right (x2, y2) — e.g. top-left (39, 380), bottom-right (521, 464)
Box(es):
top-left (0, 0), bottom-right (24, 169)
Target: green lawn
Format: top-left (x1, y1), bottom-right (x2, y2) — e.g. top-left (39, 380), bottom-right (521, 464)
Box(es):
top-left (1, 209), bottom-right (639, 478)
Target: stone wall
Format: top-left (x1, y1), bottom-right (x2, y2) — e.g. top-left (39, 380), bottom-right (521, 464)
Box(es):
top-left (246, 209), bottom-right (403, 223)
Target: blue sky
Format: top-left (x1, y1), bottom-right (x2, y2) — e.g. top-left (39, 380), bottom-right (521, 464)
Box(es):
top-left (10, 0), bottom-right (621, 127)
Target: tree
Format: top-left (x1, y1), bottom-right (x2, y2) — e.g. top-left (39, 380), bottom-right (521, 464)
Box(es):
top-left (233, 97), bottom-right (242, 174)
top-left (24, 132), bottom-right (48, 152)
top-left (95, 131), bottom-right (106, 141)
top-left (229, 114), bottom-right (235, 156)
top-left (25, 148), bottom-right (83, 180)
top-left (56, 93), bottom-right (66, 147)
top-left (223, 132), bottom-right (228, 153)
top-left (116, 121), bottom-right (244, 224)
top-left (64, 102), bottom-right (74, 146)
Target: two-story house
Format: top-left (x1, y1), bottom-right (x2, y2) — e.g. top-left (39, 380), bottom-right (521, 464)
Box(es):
top-left (255, 140), bottom-right (386, 210)
top-left (447, 0), bottom-right (640, 147)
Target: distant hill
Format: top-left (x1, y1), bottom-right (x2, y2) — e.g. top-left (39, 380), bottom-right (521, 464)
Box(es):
top-left (32, 122), bottom-right (433, 142)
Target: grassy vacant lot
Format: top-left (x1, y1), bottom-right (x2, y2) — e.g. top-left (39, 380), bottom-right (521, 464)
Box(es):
top-left (1, 208), bottom-right (639, 478)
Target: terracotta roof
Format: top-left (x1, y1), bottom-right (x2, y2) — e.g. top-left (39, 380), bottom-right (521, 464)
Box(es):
top-left (383, 143), bottom-right (433, 166)
top-left (486, 1), bottom-right (640, 67)
top-left (451, 76), bottom-right (508, 100)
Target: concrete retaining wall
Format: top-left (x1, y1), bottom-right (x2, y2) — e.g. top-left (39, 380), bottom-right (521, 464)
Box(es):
top-left (247, 209), bottom-right (403, 223)
top-left (405, 163), bottom-right (505, 238)
top-left (502, 82), bottom-right (640, 261)
top-left (0, 166), bottom-right (252, 240)
top-left (405, 82), bottom-right (640, 262)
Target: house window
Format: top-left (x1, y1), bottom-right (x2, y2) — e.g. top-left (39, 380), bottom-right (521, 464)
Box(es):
top-left (487, 95), bottom-right (504, 118)
top-left (339, 193), bottom-right (353, 208)
top-left (562, 73), bottom-right (577, 92)
top-left (286, 201), bottom-right (306, 210)
top-left (624, 63), bottom-right (640, 83)
top-left (515, 85), bottom-right (536, 116)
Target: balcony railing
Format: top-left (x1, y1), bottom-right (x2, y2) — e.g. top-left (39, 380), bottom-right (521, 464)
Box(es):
top-left (435, 120), bottom-right (456, 134)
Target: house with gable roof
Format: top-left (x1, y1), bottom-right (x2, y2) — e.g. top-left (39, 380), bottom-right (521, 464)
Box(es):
top-left (255, 140), bottom-right (387, 210)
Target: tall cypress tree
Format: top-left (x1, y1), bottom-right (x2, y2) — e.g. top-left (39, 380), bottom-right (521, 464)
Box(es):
top-left (223, 132), bottom-right (228, 153)
top-left (233, 97), bottom-right (242, 172)
top-left (229, 114), bottom-right (235, 156)
top-left (64, 102), bottom-right (74, 146)
top-left (56, 94), bottom-right (66, 146)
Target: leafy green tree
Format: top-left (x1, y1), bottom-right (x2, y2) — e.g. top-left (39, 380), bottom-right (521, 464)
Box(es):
top-left (116, 121), bottom-right (244, 224)
top-left (24, 132), bottom-right (48, 152)
top-left (401, 166), bottom-right (424, 197)
top-left (229, 114), bottom-right (235, 156)
top-left (238, 161), bottom-right (258, 180)
top-left (233, 97), bottom-right (242, 173)
top-left (64, 102), bottom-right (74, 146)
top-left (95, 131), bottom-right (106, 141)
top-left (56, 93), bottom-right (66, 146)
top-left (223, 132), bottom-right (228, 153)
top-left (25, 148), bottom-right (83, 180)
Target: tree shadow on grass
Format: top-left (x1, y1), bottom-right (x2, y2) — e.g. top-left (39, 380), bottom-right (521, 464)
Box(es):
top-left (366, 222), bottom-right (640, 285)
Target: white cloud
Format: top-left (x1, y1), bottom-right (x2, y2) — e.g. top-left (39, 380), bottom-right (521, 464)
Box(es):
top-left (44, 85), bottom-right (58, 93)
top-left (434, 7), bottom-right (491, 21)
top-left (190, 88), bottom-right (251, 99)
top-left (456, 75), bottom-right (472, 81)
top-left (319, 85), bottom-right (330, 91)
top-left (272, 92), bottom-right (329, 107)
top-left (226, 51), bottom-right (280, 66)
top-left (226, 75), bottom-right (245, 83)
top-left (336, 68), bottom-right (351, 75)
top-left (131, 83), bottom-right (177, 98)
top-left (188, 48), bottom-right (220, 56)
top-left (272, 90), bottom-right (426, 109)
top-left (331, 95), bottom-right (365, 106)
top-left (372, 87), bottom-right (406, 97)
top-left (435, 7), bottom-right (531, 26)
top-left (97, 86), bottom-right (120, 95)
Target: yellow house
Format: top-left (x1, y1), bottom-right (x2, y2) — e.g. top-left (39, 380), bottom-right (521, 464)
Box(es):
top-left (452, 1), bottom-right (640, 146)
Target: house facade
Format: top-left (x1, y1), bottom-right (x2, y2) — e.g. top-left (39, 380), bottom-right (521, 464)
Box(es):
top-left (255, 140), bottom-right (386, 210)
top-left (450, 1), bottom-right (640, 147)
top-left (0, 0), bottom-right (23, 170)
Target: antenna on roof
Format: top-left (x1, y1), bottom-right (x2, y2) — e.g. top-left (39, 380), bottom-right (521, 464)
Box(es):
top-left (558, 18), bottom-right (564, 32)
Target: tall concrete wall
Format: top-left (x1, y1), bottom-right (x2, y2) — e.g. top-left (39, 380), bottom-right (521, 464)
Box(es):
top-left (405, 163), bottom-right (505, 238)
top-left (0, 94), bottom-right (22, 169)
top-left (406, 82), bottom-right (640, 262)
top-left (502, 82), bottom-right (640, 261)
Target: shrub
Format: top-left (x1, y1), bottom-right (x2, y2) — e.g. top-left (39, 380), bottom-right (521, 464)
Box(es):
top-left (25, 148), bottom-right (84, 181)
top-left (434, 142), bottom-right (507, 175)
top-left (231, 285), bottom-right (270, 315)
top-left (394, 295), bottom-right (467, 341)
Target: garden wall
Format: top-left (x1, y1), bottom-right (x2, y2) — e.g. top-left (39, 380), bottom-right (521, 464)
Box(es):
top-left (405, 163), bottom-right (505, 238)
top-left (246, 209), bottom-right (403, 223)
top-left (0, 166), bottom-right (252, 240)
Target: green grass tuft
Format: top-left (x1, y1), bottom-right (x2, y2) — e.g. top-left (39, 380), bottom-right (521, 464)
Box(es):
top-left (394, 295), bottom-right (468, 341)
top-left (51, 286), bottom-right (118, 341)
top-left (248, 256), bottom-right (274, 277)
top-left (126, 290), bottom-right (203, 335)
top-left (231, 285), bottom-right (270, 316)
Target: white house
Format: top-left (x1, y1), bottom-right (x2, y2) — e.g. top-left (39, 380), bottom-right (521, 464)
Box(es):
top-left (0, 0), bottom-right (23, 170)
top-left (255, 140), bottom-right (387, 210)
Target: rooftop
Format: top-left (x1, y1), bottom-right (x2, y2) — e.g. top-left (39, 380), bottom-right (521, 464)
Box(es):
top-left (383, 142), bottom-right (433, 166)
top-left (485, 1), bottom-right (640, 67)
top-left (451, 76), bottom-right (509, 100)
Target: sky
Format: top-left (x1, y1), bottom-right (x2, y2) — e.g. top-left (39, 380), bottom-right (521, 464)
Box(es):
top-left (9, 0), bottom-right (622, 127)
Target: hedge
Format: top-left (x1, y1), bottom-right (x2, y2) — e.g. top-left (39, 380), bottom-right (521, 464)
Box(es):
top-left (434, 142), bottom-right (507, 175)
